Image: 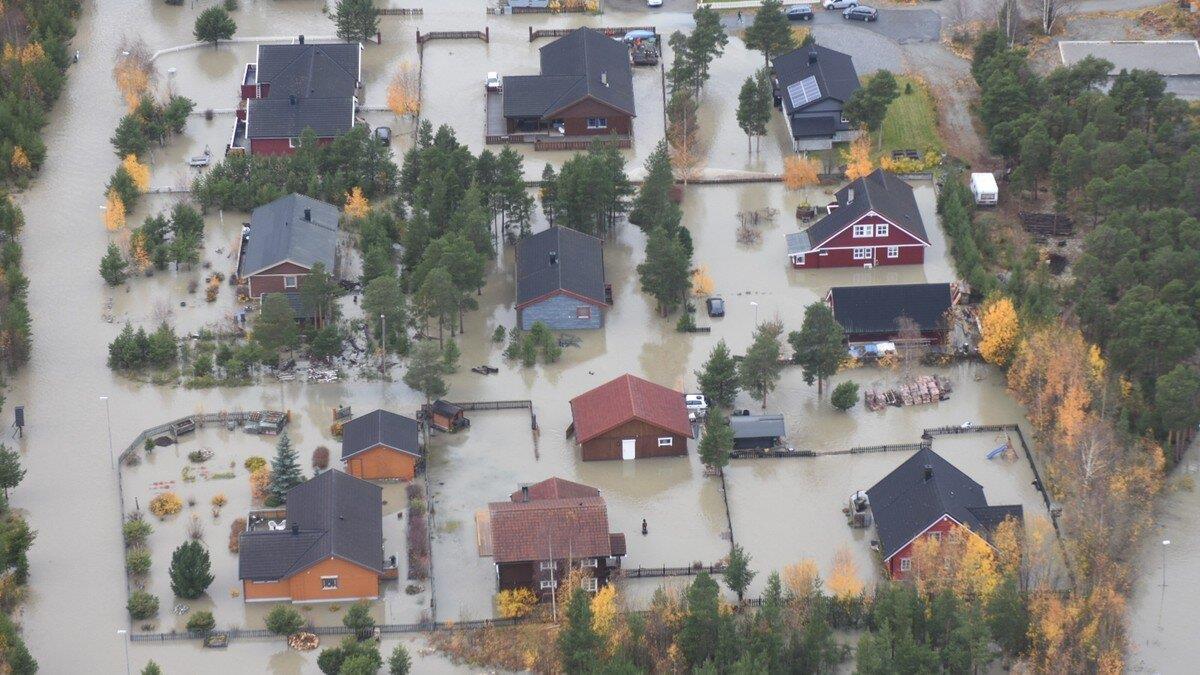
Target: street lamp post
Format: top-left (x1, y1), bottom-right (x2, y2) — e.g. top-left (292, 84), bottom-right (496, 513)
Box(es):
top-left (750, 301), bottom-right (759, 325)
top-left (1159, 539), bottom-right (1171, 628)
top-left (116, 628), bottom-right (131, 675)
top-left (100, 396), bottom-right (114, 469)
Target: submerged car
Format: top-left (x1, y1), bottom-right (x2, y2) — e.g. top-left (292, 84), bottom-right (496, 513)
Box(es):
top-left (706, 297), bottom-right (725, 317)
top-left (373, 126), bottom-right (392, 146)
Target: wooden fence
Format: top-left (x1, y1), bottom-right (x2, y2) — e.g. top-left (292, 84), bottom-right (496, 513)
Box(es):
top-left (534, 136), bottom-right (632, 151)
top-left (379, 7), bottom-right (423, 15)
top-left (529, 25), bottom-right (654, 41)
top-left (618, 563), bottom-right (728, 579)
top-left (416, 28), bottom-right (489, 45)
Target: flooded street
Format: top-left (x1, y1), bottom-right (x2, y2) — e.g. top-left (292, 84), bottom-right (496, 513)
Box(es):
top-left (2, 0), bottom-right (1155, 672)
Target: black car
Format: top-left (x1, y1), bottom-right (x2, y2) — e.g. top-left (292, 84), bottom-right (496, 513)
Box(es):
top-left (706, 297), bottom-right (725, 318)
top-left (373, 126), bottom-right (392, 146)
top-left (843, 5), bottom-right (878, 21)
top-left (787, 5), bottom-right (814, 20)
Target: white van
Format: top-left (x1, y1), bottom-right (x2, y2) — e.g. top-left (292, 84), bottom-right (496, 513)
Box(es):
top-left (970, 172), bottom-right (998, 206)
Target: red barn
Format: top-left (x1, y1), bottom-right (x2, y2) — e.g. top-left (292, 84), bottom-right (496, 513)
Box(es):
top-left (569, 374), bottom-right (693, 461)
top-left (865, 447), bottom-right (1023, 579)
top-left (786, 169), bottom-right (929, 269)
top-left (229, 39), bottom-right (362, 156)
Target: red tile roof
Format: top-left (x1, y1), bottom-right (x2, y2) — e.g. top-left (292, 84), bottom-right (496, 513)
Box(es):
top-left (509, 477), bottom-right (601, 502)
top-left (488, 496), bottom-right (617, 564)
top-left (569, 374), bottom-right (693, 443)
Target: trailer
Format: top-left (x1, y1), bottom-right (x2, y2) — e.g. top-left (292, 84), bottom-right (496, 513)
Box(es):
top-left (970, 172), bottom-right (998, 206)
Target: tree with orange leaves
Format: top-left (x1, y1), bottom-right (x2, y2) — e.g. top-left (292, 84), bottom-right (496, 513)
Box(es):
top-left (1028, 584), bottom-right (1126, 674)
top-left (344, 187), bottom-right (369, 220)
top-left (9, 147), bottom-right (30, 174)
top-left (113, 39), bottom-right (154, 111)
top-left (783, 155), bottom-right (820, 192)
top-left (979, 294), bottom-right (1019, 367)
top-left (826, 546), bottom-right (864, 599)
top-left (842, 133), bottom-right (874, 180)
top-left (387, 62), bottom-right (421, 120)
top-left (104, 189), bottom-right (126, 231)
top-left (691, 266), bottom-right (714, 297)
top-left (122, 154), bottom-right (151, 193)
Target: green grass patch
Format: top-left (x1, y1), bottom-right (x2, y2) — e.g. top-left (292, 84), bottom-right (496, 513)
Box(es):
top-left (874, 75), bottom-right (943, 160)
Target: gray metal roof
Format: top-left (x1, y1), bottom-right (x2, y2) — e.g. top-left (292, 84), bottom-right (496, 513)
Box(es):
top-left (773, 45), bottom-right (860, 116)
top-left (341, 409), bottom-right (421, 461)
top-left (240, 194), bottom-right (339, 276)
top-left (866, 447), bottom-right (1022, 560)
top-left (247, 96), bottom-right (355, 139)
top-left (828, 282), bottom-right (952, 337)
top-left (238, 470), bottom-right (383, 581)
top-left (799, 169), bottom-right (927, 251)
top-left (248, 42), bottom-right (360, 139)
top-left (502, 27), bottom-right (635, 120)
top-left (1058, 40), bottom-right (1200, 76)
top-left (515, 226), bottom-right (607, 307)
top-left (730, 414), bottom-right (786, 440)
top-left (786, 231), bottom-right (810, 256)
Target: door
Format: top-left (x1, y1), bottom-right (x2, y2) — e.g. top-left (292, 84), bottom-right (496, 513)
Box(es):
top-left (621, 439), bottom-right (636, 461)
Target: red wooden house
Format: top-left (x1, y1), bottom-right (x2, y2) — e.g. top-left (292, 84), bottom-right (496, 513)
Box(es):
top-left (236, 193), bottom-right (340, 320)
top-left (786, 169), bottom-right (929, 269)
top-left (568, 374), bottom-right (693, 461)
top-left (864, 447), bottom-right (1022, 579)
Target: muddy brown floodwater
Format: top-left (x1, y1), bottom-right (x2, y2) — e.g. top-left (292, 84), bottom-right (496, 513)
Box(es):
top-left (4, 0), bottom-right (1168, 672)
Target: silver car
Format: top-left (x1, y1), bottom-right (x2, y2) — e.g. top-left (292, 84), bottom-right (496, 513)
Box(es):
top-left (822, 0), bottom-right (858, 8)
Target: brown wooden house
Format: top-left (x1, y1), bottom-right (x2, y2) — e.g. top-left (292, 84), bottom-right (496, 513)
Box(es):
top-left (340, 409), bottom-right (422, 481)
top-left (569, 374), bottom-right (693, 461)
top-left (485, 477), bottom-right (626, 599)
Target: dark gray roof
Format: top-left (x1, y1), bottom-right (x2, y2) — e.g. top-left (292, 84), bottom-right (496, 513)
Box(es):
top-left (866, 447), bottom-right (1022, 560)
top-left (241, 194), bottom-right (339, 276)
top-left (801, 170), bottom-right (927, 250)
top-left (341, 409), bottom-right (421, 460)
top-left (502, 28), bottom-right (635, 119)
top-left (773, 45), bottom-right (860, 116)
top-left (730, 414), bottom-right (786, 440)
top-left (789, 115), bottom-right (836, 139)
top-left (239, 470), bottom-right (383, 581)
top-left (828, 282), bottom-right (953, 337)
top-left (516, 226), bottom-right (607, 307)
top-left (248, 42), bottom-right (360, 139)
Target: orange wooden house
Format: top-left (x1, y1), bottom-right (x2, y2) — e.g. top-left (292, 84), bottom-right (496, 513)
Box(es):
top-left (340, 409), bottom-right (423, 481)
top-left (238, 470), bottom-right (389, 603)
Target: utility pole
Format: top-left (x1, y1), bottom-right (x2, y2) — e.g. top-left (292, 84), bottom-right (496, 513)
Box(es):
top-left (101, 396), bottom-right (114, 469)
top-left (1159, 538), bottom-right (1171, 628)
top-left (548, 533), bottom-right (557, 622)
top-left (380, 314), bottom-right (387, 373)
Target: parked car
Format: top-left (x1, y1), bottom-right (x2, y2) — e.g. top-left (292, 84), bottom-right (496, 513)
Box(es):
top-left (787, 5), bottom-right (814, 20)
top-left (486, 72), bottom-right (502, 92)
top-left (373, 126), bottom-right (392, 146)
top-left (822, 0), bottom-right (857, 9)
top-left (685, 394), bottom-right (709, 421)
top-left (843, 5), bottom-right (878, 21)
top-left (647, 0), bottom-right (663, 7)
top-left (705, 297), bottom-right (725, 317)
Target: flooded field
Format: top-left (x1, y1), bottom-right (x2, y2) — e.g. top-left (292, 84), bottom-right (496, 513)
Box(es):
top-left (3, 0), bottom-right (1146, 672)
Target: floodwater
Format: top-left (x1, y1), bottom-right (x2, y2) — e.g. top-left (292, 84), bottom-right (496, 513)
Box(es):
top-left (1, 0), bottom-right (1142, 672)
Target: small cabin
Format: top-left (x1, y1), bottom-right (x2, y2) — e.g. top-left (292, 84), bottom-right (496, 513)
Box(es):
top-left (730, 414), bottom-right (786, 452)
top-left (420, 400), bottom-right (468, 433)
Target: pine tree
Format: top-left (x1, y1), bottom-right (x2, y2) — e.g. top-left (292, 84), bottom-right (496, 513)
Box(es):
top-left (334, 0), bottom-right (379, 42)
top-left (0, 445), bottom-right (25, 502)
top-left (254, 293), bottom-right (299, 353)
top-left (736, 76), bottom-right (760, 154)
top-left (268, 433), bottom-right (303, 505)
top-left (679, 572), bottom-right (721, 667)
top-left (442, 338), bottom-right (460, 373)
top-left (696, 340), bottom-right (739, 408)
top-left (698, 410), bottom-right (733, 470)
top-left (788, 302), bottom-right (845, 394)
top-left (637, 226), bottom-right (692, 315)
top-left (388, 643), bottom-right (412, 674)
top-left (687, 6), bottom-right (729, 90)
top-left (403, 340), bottom-right (448, 405)
top-left (830, 381), bottom-right (860, 411)
top-left (744, 0), bottom-right (794, 67)
top-left (169, 540), bottom-right (214, 599)
top-left (558, 587), bottom-right (601, 673)
top-left (628, 141), bottom-right (680, 233)
top-left (342, 600), bottom-right (376, 640)
top-left (100, 243), bottom-right (129, 286)
top-left (738, 322), bottom-right (784, 408)
top-left (193, 7), bottom-right (236, 46)
top-left (723, 544), bottom-right (755, 601)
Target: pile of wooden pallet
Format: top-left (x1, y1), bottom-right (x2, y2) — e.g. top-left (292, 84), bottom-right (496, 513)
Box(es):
top-left (864, 375), bottom-right (954, 411)
top-left (1019, 211), bottom-right (1074, 236)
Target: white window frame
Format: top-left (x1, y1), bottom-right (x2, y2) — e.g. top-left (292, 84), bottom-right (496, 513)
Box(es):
top-left (899, 558), bottom-right (911, 572)
top-left (321, 575), bottom-right (339, 589)
top-left (539, 561), bottom-right (556, 571)
top-left (586, 117), bottom-right (608, 130)
top-left (852, 224), bottom-right (873, 238)
top-left (583, 577), bottom-right (599, 593)
top-left (793, 253), bottom-right (805, 265)
top-left (581, 558), bottom-right (599, 568)
top-left (576, 306), bottom-right (592, 320)
top-left (288, 137), bottom-right (298, 148)
top-left (876, 223), bottom-right (889, 237)
top-left (887, 246), bottom-right (900, 259)
top-left (657, 437), bottom-right (674, 447)
top-left (284, 275), bottom-right (298, 289)
top-left (540, 580), bottom-right (558, 590)
top-left (852, 247), bottom-right (872, 260)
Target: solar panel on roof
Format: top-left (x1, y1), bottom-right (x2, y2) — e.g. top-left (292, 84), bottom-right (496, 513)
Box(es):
top-left (786, 75), bottom-right (822, 108)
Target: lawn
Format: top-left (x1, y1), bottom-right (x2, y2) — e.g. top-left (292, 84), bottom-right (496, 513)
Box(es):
top-left (874, 75), bottom-right (943, 160)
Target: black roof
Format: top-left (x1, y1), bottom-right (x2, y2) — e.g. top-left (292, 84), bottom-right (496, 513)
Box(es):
top-left (828, 282), bottom-right (953, 337)
top-left (516, 226), bottom-right (608, 307)
top-left (240, 193), bottom-right (339, 276)
top-left (239, 470), bottom-right (383, 581)
top-left (248, 42), bottom-right (360, 139)
top-left (773, 45), bottom-right (860, 116)
top-left (341, 409), bottom-right (421, 461)
top-left (801, 169), bottom-right (927, 250)
top-left (866, 447), bottom-right (1023, 560)
top-left (502, 28), bottom-right (635, 119)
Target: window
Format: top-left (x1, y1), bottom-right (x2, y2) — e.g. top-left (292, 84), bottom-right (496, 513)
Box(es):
top-left (899, 558), bottom-right (911, 572)
top-left (288, 137), bottom-right (298, 148)
top-left (852, 224), bottom-right (873, 238)
top-left (657, 437), bottom-right (674, 447)
top-left (887, 246), bottom-right (899, 259)
top-left (586, 117), bottom-right (608, 129)
top-left (929, 531), bottom-right (942, 542)
top-left (284, 275), bottom-right (298, 289)
top-left (581, 558), bottom-right (599, 568)
top-left (840, 114), bottom-right (850, 124)
top-left (539, 561), bottom-right (556, 571)
top-left (793, 253), bottom-right (805, 265)
top-left (576, 306), bottom-right (592, 320)
top-left (321, 576), bottom-right (339, 589)
top-left (876, 223), bottom-right (889, 237)
top-left (540, 580), bottom-right (558, 590)
top-left (583, 577), bottom-right (599, 592)
top-left (852, 247), bottom-right (872, 260)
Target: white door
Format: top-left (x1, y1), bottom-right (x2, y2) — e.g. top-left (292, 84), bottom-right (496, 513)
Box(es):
top-left (621, 439), bottom-right (636, 460)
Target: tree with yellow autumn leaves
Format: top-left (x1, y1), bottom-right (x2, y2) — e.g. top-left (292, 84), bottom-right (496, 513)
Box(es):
top-left (344, 187), bottom-right (370, 220)
top-left (979, 294), bottom-right (1019, 367)
top-left (842, 133), bottom-right (874, 180)
top-left (386, 62), bottom-right (421, 121)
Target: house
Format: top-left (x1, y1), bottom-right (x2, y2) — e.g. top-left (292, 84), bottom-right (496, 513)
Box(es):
top-left (419, 400), bottom-right (468, 433)
top-left (730, 414), bottom-right (786, 452)
top-left (787, 169), bottom-right (929, 269)
top-left (569, 374), bottom-right (693, 461)
top-left (516, 226), bottom-right (610, 330)
top-left (484, 477), bottom-right (625, 598)
top-left (238, 470), bottom-right (390, 602)
top-left (502, 27), bottom-right (635, 138)
top-left (340, 410), bottom-right (422, 481)
top-left (236, 193), bottom-right (340, 318)
top-left (772, 45), bottom-right (861, 151)
top-left (1058, 40), bottom-right (1200, 100)
top-left (865, 447), bottom-right (1023, 579)
top-left (826, 282), bottom-right (958, 344)
top-left (230, 39), bottom-right (362, 156)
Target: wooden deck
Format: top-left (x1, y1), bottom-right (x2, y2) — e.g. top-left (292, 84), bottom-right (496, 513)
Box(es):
top-left (475, 509), bottom-right (493, 556)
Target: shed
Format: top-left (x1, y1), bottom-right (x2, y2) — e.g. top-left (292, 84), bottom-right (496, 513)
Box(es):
top-left (569, 374), bottom-right (693, 461)
top-left (420, 400), bottom-right (467, 433)
top-left (729, 414), bottom-right (786, 451)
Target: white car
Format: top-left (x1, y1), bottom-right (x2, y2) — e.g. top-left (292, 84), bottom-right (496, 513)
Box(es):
top-left (822, 0), bottom-right (858, 8)
top-left (647, 0), bottom-right (664, 7)
top-left (485, 72), bottom-right (502, 92)
top-left (685, 394), bottom-right (709, 421)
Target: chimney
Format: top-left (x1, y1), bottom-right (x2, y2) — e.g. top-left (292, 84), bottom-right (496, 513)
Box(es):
top-left (601, 71), bottom-right (608, 87)
top-left (298, 35), bottom-right (305, 45)
top-left (288, 94), bottom-right (297, 106)
top-left (303, 207), bottom-right (312, 221)
top-left (923, 464), bottom-right (933, 481)
top-left (291, 523), bottom-right (299, 535)
top-left (521, 485), bottom-right (530, 503)
top-left (548, 250), bottom-right (558, 266)
top-left (808, 51), bottom-right (818, 65)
